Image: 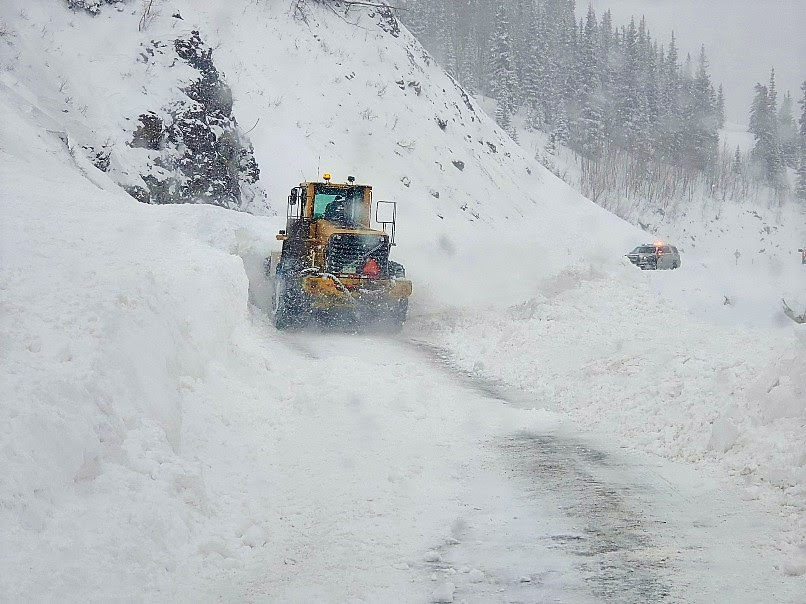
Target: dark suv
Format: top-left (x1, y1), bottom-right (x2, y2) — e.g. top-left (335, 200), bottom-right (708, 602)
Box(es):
top-left (626, 243), bottom-right (681, 270)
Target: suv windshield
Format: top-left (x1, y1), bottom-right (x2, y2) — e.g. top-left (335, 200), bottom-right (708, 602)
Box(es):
top-left (633, 246), bottom-right (658, 254)
top-left (313, 185), bottom-right (366, 227)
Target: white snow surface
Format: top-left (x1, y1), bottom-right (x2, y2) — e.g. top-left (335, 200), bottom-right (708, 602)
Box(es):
top-left (1, 0), bottom-right (805, 600)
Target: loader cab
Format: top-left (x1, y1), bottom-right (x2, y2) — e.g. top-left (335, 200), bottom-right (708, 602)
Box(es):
top-left (310, 182), bottom-right (370, 228)
top-left (270, 175), bottom-right (412, 331)
top-left (281, 178), bottom-right (370, 239)
top-left (277, 175), bottom-right (400, 275)
top-left (285, 176), bottom-right (371, 229)
top-left (280, 175), bottom-right (397, 245)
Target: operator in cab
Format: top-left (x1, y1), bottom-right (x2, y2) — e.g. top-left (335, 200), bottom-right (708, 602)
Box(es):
top-left (322, 191), bottom-right (365, 227)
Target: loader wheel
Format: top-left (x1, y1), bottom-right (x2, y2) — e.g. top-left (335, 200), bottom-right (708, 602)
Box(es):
top-left (274, 277), bottom-right (308, 330)
top-left (379, 299), bottom-right (408, 333)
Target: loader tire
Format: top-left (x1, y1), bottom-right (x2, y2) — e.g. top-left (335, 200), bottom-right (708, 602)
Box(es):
top-left (274, 276), bottom-right (308, 330)
top-left (379, 299), bottom-right (408, 333)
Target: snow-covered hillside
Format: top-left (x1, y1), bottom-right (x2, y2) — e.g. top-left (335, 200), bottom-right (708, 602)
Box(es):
top-left (1, 0), bottom-right (805, 600)
top-left (504, 98), bottom-right (806, 327)
top-left (1, 0), bottom-right (647, 307)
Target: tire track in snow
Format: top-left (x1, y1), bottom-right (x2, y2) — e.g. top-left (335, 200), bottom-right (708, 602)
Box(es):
top-left (407, 338), bottom-right (675, 603)
top-left (404, 338), bottom-right (531, 405)
top-left (503, 434), bottom-right (674, 603)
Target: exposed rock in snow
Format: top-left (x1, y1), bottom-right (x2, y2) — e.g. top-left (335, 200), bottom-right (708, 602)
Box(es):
top-left (468, 568), bottom-right (485, 583)
top-left (431, 581), bottom-right (455, 603)
top-left (783, 555), bottom-right (806, 577)
top-left (241, 524), bottom-right (267, 548)
top-left (708, 416), bottom-right (740, 453)
top-left (66, 0), bottom-right (116, 15)
top-left (424, 550), bottom-right (443, 563)
top-left (124, 30), bottom-right (264, 211)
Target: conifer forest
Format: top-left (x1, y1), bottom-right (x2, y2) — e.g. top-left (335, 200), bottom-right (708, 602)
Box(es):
top-left (400, 0), bottom-right (806, 209)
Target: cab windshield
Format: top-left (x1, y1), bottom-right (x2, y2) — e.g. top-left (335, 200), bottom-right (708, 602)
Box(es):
top-left (312, 185), bottom-right (366, 227)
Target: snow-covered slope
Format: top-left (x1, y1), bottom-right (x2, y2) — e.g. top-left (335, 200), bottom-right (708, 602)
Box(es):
top-left (510, 107), bottom-right (806, 328)
top-left (1, 0), bottom-right (805, 600)
top-left (1, 0), bottom-right (645, 308)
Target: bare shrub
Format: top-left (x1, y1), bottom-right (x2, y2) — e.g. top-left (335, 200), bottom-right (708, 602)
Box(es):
top-left (138, 0), bottom-right (160, 32)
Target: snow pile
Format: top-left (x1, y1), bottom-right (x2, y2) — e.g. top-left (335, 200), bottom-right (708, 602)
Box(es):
top-left (0, 91), bottom-right (281, 598)
top-left (412, 267), bottom-right (806, 562)
top-left (745, 327), bottom-right (806, 574)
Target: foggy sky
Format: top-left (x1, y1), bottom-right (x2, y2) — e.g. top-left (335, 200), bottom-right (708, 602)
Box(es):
top-left (582, 0), bottom-right (805, 125)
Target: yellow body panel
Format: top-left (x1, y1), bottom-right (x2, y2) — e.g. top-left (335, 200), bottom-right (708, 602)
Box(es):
top-left (302, 275), bottom-right (412, 310)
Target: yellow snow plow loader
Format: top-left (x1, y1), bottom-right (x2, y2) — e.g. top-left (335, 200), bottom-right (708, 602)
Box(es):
top-left (267, 174), bottom-right (412, 330)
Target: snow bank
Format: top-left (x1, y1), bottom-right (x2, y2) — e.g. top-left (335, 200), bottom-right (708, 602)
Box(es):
top-left (0, 92), bottom-right (280, 599)
top-left (412, 268), bottom-right (806, 560)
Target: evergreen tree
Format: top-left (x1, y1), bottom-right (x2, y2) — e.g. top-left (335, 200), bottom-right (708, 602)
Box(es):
top-left (520, 0), bottom-right (543, 120)
top-left (659, 32), bottom-right (682, 160)
top-left (543, 133), bottom-right (557, 160)
top-left (553, 108), bottom-right (570, 145)
top-left (402, 0), bottom-right (428, 41)
top-left (732, 146), bottom-right (743, 174)
top-left (643, 40), bottom-right (661, 144)
top-left (749, 83), bottom-right (784, 185)
top-left (799, 80), bottom-right (806, 138)
top-left (682, 52), bottom-right (692, 79)
top-left (552, 0), bottom-right (579, 104)
top-left (496, 102), bottom-right (514, 138)
top-left (749, 84), bottom-right (770, 138)
top-left (716, 84), bottom-right (725, 128)
top-left (616, 18), bottom-right (646, 152)
top-left (599, 9), bottom-right (613, 57)
top-left (489, 0), bottom-right (518, 131)
top-left (682, 45), bottom-right (718, 170)
top-left (768, 68), bottom-right (778, 114)
top-left (454, 0), bottom-right (478, 92)
top-left (796, 148), bottom-right (806, 201)
top-left (537, 5), bottom-right (562, 122)
top-left (572, 4), bottom-right (605, 155)
top-left (443, 2), bottom-right (458, 77)
top-left (778, 91), bottom-right (798, 167)
top-left (597, 10), bottom-right (616, 139)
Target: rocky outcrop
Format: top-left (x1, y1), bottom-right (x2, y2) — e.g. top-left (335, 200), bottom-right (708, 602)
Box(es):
top-left (124, 31), bottom-right (264, 211)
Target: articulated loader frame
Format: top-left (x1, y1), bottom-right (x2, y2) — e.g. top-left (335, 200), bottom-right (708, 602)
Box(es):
top-left (268, 176), bottom-right (412, 331)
